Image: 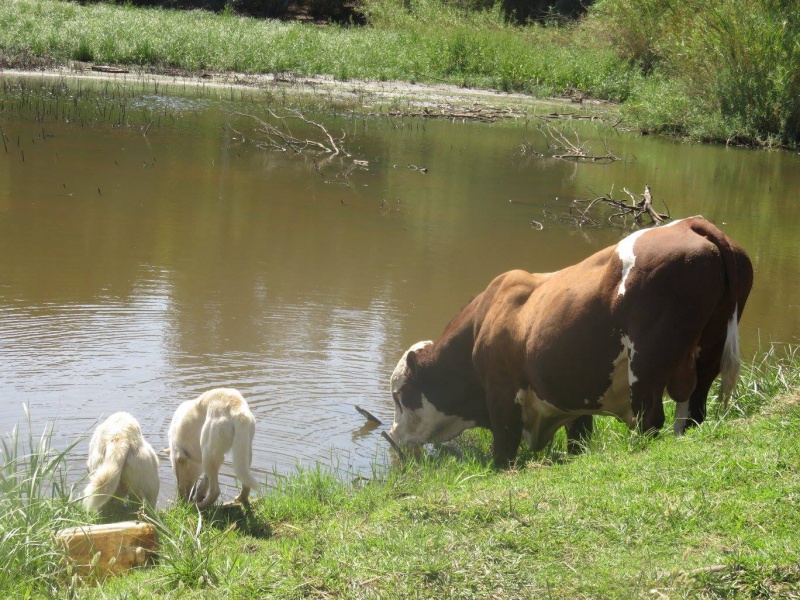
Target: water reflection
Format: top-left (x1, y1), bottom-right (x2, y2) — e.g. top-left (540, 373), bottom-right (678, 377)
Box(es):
top-left (1, 76), bottom-right (799, 502)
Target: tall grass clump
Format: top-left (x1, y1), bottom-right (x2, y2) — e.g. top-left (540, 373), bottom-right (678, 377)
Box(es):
top-left (260, 463), bottom-right (351, 523)
top-left (592, 0), bottom-right (800, 146)
top-left (146, 502), bottom-right (245, 591)
top-left (0, 407), bottom-right (85, 597)
top-left (734, 343), bottom-right (800, 416)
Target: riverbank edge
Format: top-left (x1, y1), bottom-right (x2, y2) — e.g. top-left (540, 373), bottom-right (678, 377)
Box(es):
top-left (0, 62), bottom-right (620, 122)
top-left (64, 390), bottom-right (800, 597)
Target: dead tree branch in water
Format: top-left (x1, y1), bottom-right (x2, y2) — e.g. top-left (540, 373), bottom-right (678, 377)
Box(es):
top-left (537, 184), bottom-right (671, 229)
top-left (520, 119), bottom-right (621, 163)
top-left (229, 110), bottom-right (368, 182)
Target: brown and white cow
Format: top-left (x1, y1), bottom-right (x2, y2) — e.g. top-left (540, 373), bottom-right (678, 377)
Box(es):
top-left (389, 216), bottom-right (753, 466)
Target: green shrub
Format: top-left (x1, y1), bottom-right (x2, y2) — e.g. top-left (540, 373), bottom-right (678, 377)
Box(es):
top-left (589, 0), bottom-right (681, 72)
top-left (671, 0), bottom-right (800, 146)
top-left (593, 0), bottom-right (800, 146)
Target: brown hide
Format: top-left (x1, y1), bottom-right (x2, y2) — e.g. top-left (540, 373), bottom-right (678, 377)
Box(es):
top-left (396, 217), bottom-right (753, 466)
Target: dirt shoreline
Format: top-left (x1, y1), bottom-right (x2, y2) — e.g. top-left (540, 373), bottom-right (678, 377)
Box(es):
top-left (0, 63), bottom-right (617, 122)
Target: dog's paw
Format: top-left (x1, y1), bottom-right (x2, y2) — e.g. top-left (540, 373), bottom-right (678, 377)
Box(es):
top-left (196, 492), bottom-right (220, 510)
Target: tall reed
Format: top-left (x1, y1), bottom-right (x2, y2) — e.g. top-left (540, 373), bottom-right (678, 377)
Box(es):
top-left (0, 406), bottom-right (84, 597)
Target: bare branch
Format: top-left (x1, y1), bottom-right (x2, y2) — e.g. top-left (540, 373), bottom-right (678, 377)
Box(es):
top-left (230, 110), bottom-right (366, 183)
top-left (522, 118), bottom-right (620, 163)
top-left (540, 185), bottom-right (672, 229)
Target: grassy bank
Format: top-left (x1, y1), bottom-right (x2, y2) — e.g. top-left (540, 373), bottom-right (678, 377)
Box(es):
top-left (3, 346), bottom-right (800, 598)
top-left (1, 0), bottom-right (798, 147)
top-left (0, 0), bottom-right (635, 99)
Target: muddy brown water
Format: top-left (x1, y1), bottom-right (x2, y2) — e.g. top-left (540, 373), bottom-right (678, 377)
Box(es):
top-left (1, 76), bottom-right (799, 503)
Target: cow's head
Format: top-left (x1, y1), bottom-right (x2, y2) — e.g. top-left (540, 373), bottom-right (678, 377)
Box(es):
top-left (388, 340), bottom-right (476, 447)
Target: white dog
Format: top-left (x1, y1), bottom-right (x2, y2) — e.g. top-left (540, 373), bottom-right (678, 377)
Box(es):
top-left (83, 412), bottom-right (160, 512)
top-left (168, 388), bottom-right (258, 508)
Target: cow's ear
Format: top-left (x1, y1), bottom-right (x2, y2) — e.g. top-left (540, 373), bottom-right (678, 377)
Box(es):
top-left (406, 350), bottom-right (419, 377)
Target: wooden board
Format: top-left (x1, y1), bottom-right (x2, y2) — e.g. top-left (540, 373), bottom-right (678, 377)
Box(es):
top-left (54, 520), bottom-right (158, 577)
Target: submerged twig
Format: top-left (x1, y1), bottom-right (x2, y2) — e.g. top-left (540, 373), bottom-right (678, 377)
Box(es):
top-left (520, 118), bottom-right (620, 163)
top-left (355, 405), bottom-right (382, 425)
top-left (381, 431), bottom-right (406, 461)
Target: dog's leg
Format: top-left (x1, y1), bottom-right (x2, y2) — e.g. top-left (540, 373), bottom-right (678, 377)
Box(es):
top-left (229, 411), bottom-right (257, 506)
top-left (195, 455), bottom-right (222, 509)
top-left (174, 456), bottom-right (202, 503)
top-left (188, 473), bottom-right (209, 503)
top-left (232, 486), bottom-right (251, 505)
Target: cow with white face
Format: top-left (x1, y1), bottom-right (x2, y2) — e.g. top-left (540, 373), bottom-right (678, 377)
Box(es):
top-left (388, 216), bottom-right (753, 467)
top-left (390, 340), bottom-right (483, 446)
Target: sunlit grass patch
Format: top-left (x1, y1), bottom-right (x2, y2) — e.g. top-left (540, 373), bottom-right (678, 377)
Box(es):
top-left (2, 348), bottom-right (799, 598)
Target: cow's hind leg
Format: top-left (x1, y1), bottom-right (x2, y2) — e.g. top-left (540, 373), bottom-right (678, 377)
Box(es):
top-left (686, 360), bottom-right (721, 429)
top-left (565, 416), bottom-right (593, 454)
top-left (686, 309), bottom-right (737, 429)
top-left (667, 348), bottom-right (698, 435)
top-left (628, 333), bottom-right (697, 436)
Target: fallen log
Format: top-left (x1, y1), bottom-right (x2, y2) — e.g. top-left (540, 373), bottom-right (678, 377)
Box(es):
top-left (54, 520), bottom-right (158, 578)
top-left (90, 65), bottom-right (129, 74)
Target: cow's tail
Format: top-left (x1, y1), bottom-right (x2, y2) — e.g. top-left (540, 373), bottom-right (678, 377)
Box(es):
top-left (231, 416), bottom-right (259, 492)
top-left (689, 218), bottom-right (741, 408)
top-left (719, 305), bottom-right (740, 409)
top-left (83, 441), bottom-right (129, 511)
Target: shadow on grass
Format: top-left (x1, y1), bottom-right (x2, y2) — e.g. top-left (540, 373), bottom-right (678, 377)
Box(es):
top-left (672, 562), bottom-right (800, 597)
top-left (204, 502), bottom-right (273, 539)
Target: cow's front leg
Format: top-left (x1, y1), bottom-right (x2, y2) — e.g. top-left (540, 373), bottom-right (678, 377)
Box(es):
top-left (640, 397), bottom-right (665, 433)
top-left (565, 415), bottom-right (594, 454)
top-left (486, 383), bottom-right (523, 468)
top-left (631, 380), bottom-right (666, 434)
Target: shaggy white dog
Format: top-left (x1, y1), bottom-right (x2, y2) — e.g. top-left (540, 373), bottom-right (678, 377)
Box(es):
top-left (83, 412), bottom-right (160, 512)
top-left (168, 388), bottom-right (258, 508)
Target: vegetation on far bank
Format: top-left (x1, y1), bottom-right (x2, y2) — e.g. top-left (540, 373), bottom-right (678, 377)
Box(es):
top-left (0, 0), bottom-right (798, 148)
top-left (2, 346), bottom-right (800, 598)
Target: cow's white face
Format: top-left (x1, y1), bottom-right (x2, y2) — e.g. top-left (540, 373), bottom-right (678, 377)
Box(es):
top-left (388, 341), bottom-right (475, 446)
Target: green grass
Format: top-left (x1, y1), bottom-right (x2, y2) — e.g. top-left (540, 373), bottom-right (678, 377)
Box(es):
top-left (593, 0), bottom-right (800, 147)
top-left (2, 0), bottom-right (798, 146)
top-left (2, 346), bottom-right (800, 598)
top-left (0, 406), bottom-right (86, 598)
top-left (0, 0), bottom-right (636, 98)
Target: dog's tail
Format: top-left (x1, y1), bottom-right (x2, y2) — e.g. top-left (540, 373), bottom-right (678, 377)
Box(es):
top-left (232, 417), bottom-right (259, 491)
top-left (83, 441), bottom-right (129, 511)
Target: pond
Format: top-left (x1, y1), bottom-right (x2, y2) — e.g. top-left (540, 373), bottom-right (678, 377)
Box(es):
top-left (1, 74), bottom-right (798, 502)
